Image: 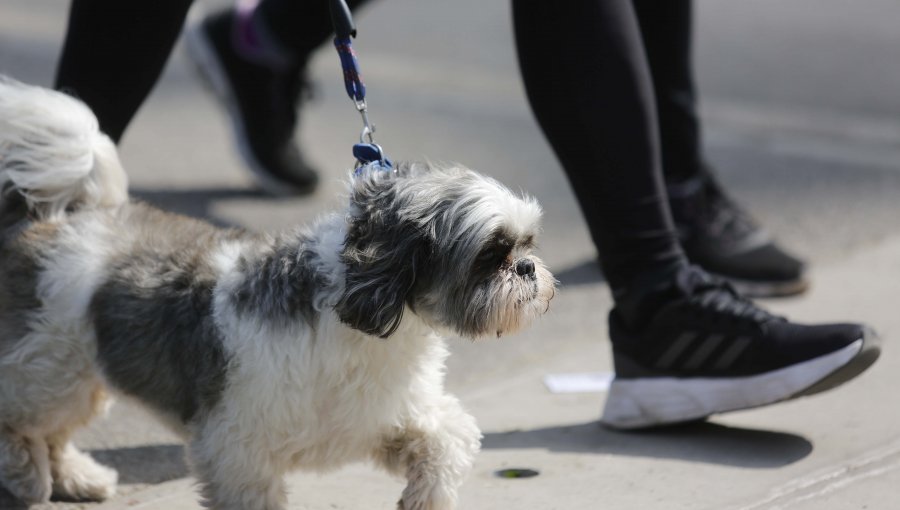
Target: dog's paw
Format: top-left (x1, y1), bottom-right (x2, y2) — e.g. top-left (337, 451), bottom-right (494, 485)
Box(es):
top-left (398, 486), bottom-right (456, 510)
top-left (397, 499), bottom-right (454, 510)
top-left (52, 450), bottom-right (118, 502)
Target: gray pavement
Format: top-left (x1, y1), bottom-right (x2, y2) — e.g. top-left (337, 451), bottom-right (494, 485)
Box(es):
top-left (1, 0), bottom-right (900, 508)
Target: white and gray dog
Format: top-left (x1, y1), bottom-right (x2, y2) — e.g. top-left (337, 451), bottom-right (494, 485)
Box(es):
top-left (0, 78), bottom-right (555, 509)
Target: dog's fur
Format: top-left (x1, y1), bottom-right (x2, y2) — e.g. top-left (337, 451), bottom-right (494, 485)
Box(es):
top-left (0, 78), bottom-right (555, 509)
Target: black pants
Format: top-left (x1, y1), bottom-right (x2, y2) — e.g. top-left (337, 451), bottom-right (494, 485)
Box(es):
top-left (513, 0), bottom-right (697, 291)
top-left (56, 0), bottom-right (698, 293)
top-left (55, 0), bottom-right (364, 143)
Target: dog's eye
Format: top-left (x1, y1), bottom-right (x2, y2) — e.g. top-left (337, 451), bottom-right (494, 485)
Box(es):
top-left (476, 244), bottom-right (512, 268)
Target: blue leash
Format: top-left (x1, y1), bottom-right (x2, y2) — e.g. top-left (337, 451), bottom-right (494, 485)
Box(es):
top-left (328, 0), bottom-right (393, 173)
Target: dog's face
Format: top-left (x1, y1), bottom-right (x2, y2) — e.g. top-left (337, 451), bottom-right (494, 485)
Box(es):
top-left (337, 162), bottom-right (555, 339)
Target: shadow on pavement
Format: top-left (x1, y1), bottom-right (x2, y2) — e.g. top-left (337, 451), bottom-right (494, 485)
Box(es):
top-left (130, 186), bottom-right (265, 227)
top-left (90, 444), bottom-right (188, 485)
top-left (482, 420), bottom-right (812, 468)
top-left (553, 259), bottom-right (606, 287)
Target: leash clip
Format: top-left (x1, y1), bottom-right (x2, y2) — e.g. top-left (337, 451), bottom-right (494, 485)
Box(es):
top-left (356, 99), bottom-right (375, 144)
top-left (352, 142), bottom-right (393, 175)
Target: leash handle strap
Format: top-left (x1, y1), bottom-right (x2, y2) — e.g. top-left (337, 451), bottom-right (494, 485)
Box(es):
top-left (333, 37), bottom-right (365, 102)
top-left (329, 0), bottom-right (364, 102)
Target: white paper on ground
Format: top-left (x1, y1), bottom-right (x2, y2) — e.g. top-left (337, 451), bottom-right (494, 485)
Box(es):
top-left (543, 372), bottom-right (614, 393)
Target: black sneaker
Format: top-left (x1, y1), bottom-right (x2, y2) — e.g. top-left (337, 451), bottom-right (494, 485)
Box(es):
top-left (185, 9), bottom-right (318, 196)
top-left (668, 171), bottom-right (807, 297)
top-left (601, 266), bottom-right (879, 429)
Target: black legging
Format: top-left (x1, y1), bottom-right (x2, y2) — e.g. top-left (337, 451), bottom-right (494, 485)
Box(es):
top-left (55, 0), bottom-right (367, 143)
top-left (513, 0), bottom-right (696, 291)
top-left (56, 0), bottom-right (194, 143)
top-left (56, 0), bottom-right (698, 294)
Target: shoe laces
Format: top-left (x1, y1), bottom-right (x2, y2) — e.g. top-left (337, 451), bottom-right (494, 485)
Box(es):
top-left (677, 266), bottom-right (781, 325)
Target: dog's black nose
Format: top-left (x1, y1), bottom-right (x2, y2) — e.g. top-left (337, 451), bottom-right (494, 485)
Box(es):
top-left (515, 258), bottom-right (535, 277)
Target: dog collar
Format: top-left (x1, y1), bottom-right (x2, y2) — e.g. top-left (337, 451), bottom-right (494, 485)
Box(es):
top-left (352, 143), bottom-right (393, 175)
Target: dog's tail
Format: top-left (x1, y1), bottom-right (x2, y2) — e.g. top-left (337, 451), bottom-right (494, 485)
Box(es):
top-left (0, 76), bottom-right (127, 220)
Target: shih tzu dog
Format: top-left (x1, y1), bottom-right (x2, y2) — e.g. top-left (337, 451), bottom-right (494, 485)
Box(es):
top-left (0, 78), bottom-right (555, 509)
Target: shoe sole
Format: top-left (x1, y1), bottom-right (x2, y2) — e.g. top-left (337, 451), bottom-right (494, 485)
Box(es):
top-left (794, 327), bottom-right (880, 397)
top-left (601, 331), bottom-right (879, 430)
top-left (183, 13), bottom-right (314, 197)
top-left (716, 273), bottom-right (810, 298)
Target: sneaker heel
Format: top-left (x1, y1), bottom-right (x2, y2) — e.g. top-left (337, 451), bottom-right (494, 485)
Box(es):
top-left (602, 379), bottom-right (711, 430)
top-left (601, 380), bottom-right (663, 430)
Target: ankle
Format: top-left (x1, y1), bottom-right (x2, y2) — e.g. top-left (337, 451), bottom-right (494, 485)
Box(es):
top-left (611, 261), bottom-right (688, 330)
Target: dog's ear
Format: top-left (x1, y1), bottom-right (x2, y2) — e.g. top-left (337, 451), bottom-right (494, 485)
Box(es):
top-left (336, 174), bottom-right (431, 338)
top-left (336, 221), bottom-right (426, 338)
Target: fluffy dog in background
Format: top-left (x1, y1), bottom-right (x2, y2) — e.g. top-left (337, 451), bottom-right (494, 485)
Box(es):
top-left (0, 77), bottom-right (555, 509)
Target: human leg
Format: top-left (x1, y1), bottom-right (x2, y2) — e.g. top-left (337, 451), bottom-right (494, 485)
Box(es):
top-left (55, 0), bottom-right (194, 143)
top-left (253, 0), bottom-right (371, 58)
top-left (512, 0), bottom-right (879, 429)
top-left (632, 0), bottom-right (701, 183)
top-left (633, 0), bottom-right (807, 296)
top-left (513, 0), bottom-right (686, 296)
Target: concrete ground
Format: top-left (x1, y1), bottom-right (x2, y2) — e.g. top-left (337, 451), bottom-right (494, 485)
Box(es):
top-left (1, 0), bottom-right (899, 508)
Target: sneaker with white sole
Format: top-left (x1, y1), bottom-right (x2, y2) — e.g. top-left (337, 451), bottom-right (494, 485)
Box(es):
top-left (601, 266), bottom-right (879, 429)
